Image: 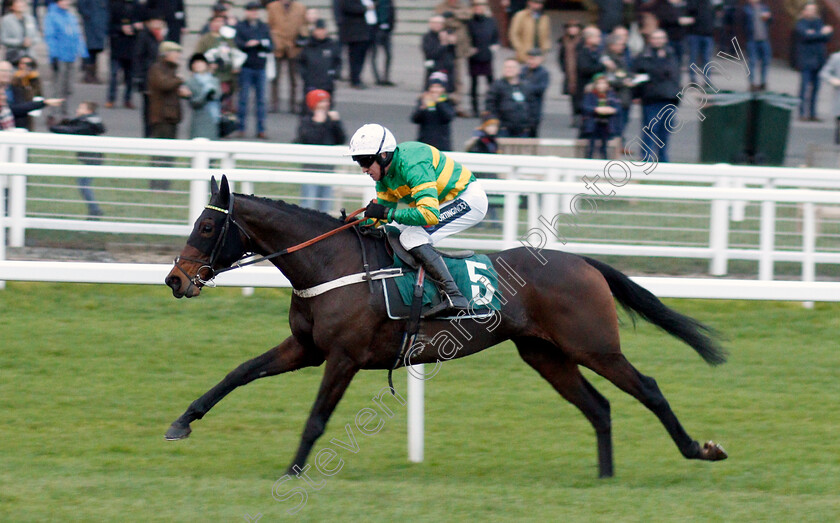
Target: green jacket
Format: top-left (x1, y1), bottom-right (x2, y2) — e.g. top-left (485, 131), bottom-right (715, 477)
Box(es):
top-left (376, 142), bottom-right (475, 226)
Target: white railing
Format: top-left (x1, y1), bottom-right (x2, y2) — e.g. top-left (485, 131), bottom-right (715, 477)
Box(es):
top-left (2, 133), bottom-right (840, 288)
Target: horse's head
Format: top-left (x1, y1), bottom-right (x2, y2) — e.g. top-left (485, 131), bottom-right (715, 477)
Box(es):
top-left (165, 175), bottom-right (250, 298)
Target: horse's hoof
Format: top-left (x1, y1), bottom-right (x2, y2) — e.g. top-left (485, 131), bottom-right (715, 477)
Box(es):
top-left (702, 440), bottom-right (728, 461)
top-left (164, 422), bottom-right (192, 441)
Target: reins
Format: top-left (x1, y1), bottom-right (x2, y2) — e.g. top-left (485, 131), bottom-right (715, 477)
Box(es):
top-left (183, 203), bottom-right (369, 285)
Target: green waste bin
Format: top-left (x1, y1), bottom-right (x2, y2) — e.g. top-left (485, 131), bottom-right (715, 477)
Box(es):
top-left (699, 91), bottom-right (753, 164)
top-left (750, 92), bottom-right (799, 166)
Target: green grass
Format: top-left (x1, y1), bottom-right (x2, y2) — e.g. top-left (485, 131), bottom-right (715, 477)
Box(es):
top-left (1, 283), bottom-right (839, 521)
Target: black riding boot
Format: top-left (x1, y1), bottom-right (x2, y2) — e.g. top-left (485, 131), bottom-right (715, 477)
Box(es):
top-left (410, 244), bottom-right (470, 310)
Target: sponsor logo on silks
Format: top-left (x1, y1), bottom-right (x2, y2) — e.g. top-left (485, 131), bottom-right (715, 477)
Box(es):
top-left (425, 199), bottom-right (471, 233)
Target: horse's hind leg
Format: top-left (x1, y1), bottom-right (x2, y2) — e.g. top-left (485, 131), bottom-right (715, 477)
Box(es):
top-left (165, 335), bottom-right (323, 440)
top-left (581, 352), bottom-right (727, 462)
top-left (515, 338), bottom-right (614, 478)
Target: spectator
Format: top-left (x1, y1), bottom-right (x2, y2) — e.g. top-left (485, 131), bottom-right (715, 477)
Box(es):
top-left (686, 0), bottom-right (715, 83)
top-left (741, 0), bottom-right (772, 92)
top-left (133, 9), bottom-right (165, 137)
top-left (508, 0), bottom-right (550, 63)
top-left (558, 20), bottom-right (583, 126)
top-left (146, 0), bottom-right (187, 44)
top-left (633, 29), bottom-right (680, 162)
top-left (466, 0), bottom-right (499, 117)
top-left (576, 27), bottom-right (605, 126)
top-left (9, 56), bottom-right (42, 130)
top-left (819, 49), bottom-right (840, 143)
top-left (148, 41), bottom-right (191, 186)
top-left (795, 2), bottom-right (833, 122)
top-left (185, 53), bottom-right (221, 140)
top-left (294, 89), bottom-right (345, 213)
top-left (1, 0), bottom-right (41, 63)
top-left (654, 0), bottom-right (691, 68)
top-left (466, 112), bottom-right (499, 154)
top-left (0, 77), bottom-right (61, 131)
top-left (435, 0), bottom-right (471, 116)
top-left (49, 101), bottom-right (106, 219)
top-left (581, 73), bottom-right (621, 159)
top-left (195, 14), bottom-right (242, 114)
top-left (107, 0), bottom-right (141, 109)
top-left (338, 0), bottom-right (373, 89)
top-left (520, 48), bottom-right (549, 137)
top-left (44, 0), bottom-right (87, 122)
top-left (267, 0), bottom-right (306, 112)
top-left (602, 33), bottom-right (634, 139)
top-left (298, 19), bottom-right (341, 99)
top-left (501, 0), bottom-right (527, 25)
top-left (78, 0), bottom-right (108, 84)
top-left (235, 2), bottom-right (272, 139)
top-left (411, 71), bottom-right (455, 151)
top-left (422, 15), bottom-right (456, 92)
top-left (596, 0), bottom-right (624, 35)
top-left (371, 0), bottom-right (395, 86)
top-left (486, 57), bottom-right (535, 137)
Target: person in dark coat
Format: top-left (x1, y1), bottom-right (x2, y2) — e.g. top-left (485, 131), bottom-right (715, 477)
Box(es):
top-left (338, 0), bottom-right (372, 88)
top-left (602, 32), bottom-right (634, 139)
top-left (581, 74), bottom-right (621, 159)
top-left (107, 0), bottom-right (140, 109)
top-left (411, 71), bottom-right (455, 151)
top-left (133, 10), bottom-right (165, 137)
top-left (558, 20), bottom-right (583, 126)
top-left (298, 18), bottom-right (341, 98)
top-left (49, 100), bottom-right (106, 218)
top-left (147, 41), bottom-right (191, 187)
top-left (371, 0), bottom-right (395, 85)
top-left (467, 112), bottom-right (499, 154)
top-left (520, 48), bottom-right (549, 137)
top-left (422, 14), bottom-right (457, 92)
top-left (235, 2), bottom-right (273, 139)
top-left (78, 0), bottom-right (109, 83)
top-left (466, 0), bottom-right (498, 117)
top-left (486, 57), bottom-right (535, 137)
top-left (295, 89), bottom-right (345, 213)
top-left (686, 0), bottom-right (715, 83)
top-left (595, 0), bottom-right (624, 34)
top-left (795, 2), bottom-right (833, 121)
top-left (654, 0), bottom-right (690, 68)
top-left (146, 0), bottom-right (186, 44)
top-left (576, 27), bottom-right (606, 120)
top-left (633, 29), bottom-right (680, 162)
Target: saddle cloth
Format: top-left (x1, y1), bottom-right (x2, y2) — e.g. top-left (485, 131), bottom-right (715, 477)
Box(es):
top-left (382, 252), bottom-right (501, 320)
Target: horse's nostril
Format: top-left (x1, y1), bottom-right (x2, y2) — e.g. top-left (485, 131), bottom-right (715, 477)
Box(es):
top-left (166, 276), bottom-right (181, 291)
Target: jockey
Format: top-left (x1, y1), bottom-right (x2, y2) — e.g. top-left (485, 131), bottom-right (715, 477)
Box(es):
top-left (348, 123), bottom-right (488, 311)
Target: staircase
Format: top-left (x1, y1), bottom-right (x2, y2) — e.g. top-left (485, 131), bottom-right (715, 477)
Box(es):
top-left (184, 0), bottom-right (439, 41)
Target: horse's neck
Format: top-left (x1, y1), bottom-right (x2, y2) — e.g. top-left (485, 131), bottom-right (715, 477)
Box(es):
top-left (237, 196), bottom-right (364, 289)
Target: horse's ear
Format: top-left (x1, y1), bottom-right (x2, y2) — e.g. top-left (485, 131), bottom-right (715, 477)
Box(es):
top-left (219, 175), bottom-right (230, 206)
top-left (210, 176), bottom-right (219, 196)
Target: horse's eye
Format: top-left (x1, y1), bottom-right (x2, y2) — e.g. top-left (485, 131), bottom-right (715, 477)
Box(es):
top-left (201, 224), bottom-right (213, 234)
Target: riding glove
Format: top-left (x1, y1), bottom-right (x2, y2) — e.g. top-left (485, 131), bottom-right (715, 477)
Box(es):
top-left (364, 201), bottom-right (393, 222)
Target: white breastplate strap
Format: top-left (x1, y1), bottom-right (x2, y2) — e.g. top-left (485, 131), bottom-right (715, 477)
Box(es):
top-left (293, 268), bottom-right (404, 298)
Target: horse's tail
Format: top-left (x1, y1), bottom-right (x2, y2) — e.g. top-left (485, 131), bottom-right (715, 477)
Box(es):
top-left (581, 256), bottom-right (727, 366)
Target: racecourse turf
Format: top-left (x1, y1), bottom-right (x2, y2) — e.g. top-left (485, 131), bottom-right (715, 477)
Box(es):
top-left (1, 282), bottom-right (838, 521)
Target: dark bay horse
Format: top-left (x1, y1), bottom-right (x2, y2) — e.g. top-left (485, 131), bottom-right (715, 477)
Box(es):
top-left (164, 175), bottom-right (728, 478)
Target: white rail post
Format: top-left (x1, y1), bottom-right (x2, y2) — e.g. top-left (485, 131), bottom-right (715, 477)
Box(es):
top-left (8, 143), bottom-right (28, 247)
top-left (407, 364), bottom-right (424, 463)
top-left (758, 182), bottom-right (776, 281)
top-left (801, 202), bottom-right (816, 309)
top-left (559, 169), bottom-right (575, 213)
top-left (542, 168), bottom-right (560, 219)
top-left (502, 168), bottom-right (520, 249)
top-left (189, 142), bottom-right (211, 221)
top-left (730, 175), bottom-right (746, 222)
top-left (527, 193), bottom-right (539, 232)
top-left (708, 177), bottom-right (730, 276)
top-left (239, 180), bottom-right (255, 297)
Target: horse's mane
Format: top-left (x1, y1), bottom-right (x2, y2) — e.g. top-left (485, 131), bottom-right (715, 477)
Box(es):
top-left (237, 193), bottom-right (346, 228)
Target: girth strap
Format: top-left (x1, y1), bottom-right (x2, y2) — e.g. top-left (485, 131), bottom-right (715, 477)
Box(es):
top-left (292, 268), bottom-right (404, 298)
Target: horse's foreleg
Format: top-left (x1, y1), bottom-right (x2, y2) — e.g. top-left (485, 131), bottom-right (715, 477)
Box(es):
top-left (582, 352), bottom-right (727, 462)
top-left (286, 356), bottom-right (359, 475)
top-left (515, 339), bottom-right (614, 478)
top-left (165, 335), bottom-right (323, 440)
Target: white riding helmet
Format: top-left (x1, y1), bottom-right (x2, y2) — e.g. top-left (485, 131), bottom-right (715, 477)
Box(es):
top-left (347, 123), bottom-right (397, 157)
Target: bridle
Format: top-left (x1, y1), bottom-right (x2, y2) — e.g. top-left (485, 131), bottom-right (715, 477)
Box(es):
top-left (172, 194), bottom-right (368, 290)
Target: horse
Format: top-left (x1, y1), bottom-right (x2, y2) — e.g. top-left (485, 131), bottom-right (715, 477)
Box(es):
top-left (164, 175), bottom-right (728, 479)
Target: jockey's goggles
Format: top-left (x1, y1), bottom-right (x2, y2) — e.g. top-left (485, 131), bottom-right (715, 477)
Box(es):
top-left (352, 154), bottom-right (377, 168)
